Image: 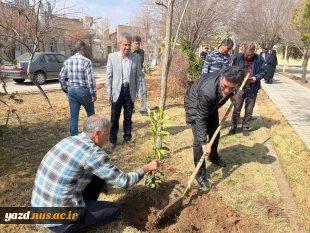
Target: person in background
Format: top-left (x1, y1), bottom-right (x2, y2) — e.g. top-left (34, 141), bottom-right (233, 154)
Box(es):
top-left (31, 114), bottom-right (158, 233)
top-left (200, 47), bottom-right (209, 61)
top-left (229, 43), bottom-right (266, 136)
top-left (260, 48), bottom-right (268, 61)
top-left (59, 40), bottom-right (97, 136)
top-left (132, 35), bottom-right (148, 116)
top-left (202, 38), bottom-right (234, 74)
top-left (240, 44), bottom-right (246, 52)
top-left (265, 49), bottom-right (278, 84)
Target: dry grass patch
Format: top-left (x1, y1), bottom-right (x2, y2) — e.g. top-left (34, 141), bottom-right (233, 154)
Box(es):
top-left (0, 72), bottom-right (306, 232)
top-left (256, 89), bottom-right (310, 231)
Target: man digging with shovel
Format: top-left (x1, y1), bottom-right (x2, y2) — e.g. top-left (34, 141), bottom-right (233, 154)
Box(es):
top-left (184, 66), bottom-right (246, 188)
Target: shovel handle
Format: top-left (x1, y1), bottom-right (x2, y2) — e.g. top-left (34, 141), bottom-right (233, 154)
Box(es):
top-left (184, 73), bottom-right (250, 193)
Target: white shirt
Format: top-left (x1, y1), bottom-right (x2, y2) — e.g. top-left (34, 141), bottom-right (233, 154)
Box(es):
top-left (121, 56), bottom-right (130, 83)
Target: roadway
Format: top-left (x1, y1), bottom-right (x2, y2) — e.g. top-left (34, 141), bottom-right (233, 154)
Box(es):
top-left (1, 66), bottom-right (106, 94)
top-left (1, 65), bottom-right (309, 94)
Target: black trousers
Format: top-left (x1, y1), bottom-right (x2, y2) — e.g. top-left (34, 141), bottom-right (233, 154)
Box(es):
top-left (110, 86), bottom-right (134, 144)
top-left (48, 176), bottom-right (120, 233)
top-left (191, 110), bottom-right (220, 170)
top-left (231, 88), bottom-right (257, 130)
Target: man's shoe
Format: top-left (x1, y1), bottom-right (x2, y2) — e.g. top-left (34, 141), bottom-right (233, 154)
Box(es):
top-left (139, 110), bottom-right (148, 116)
top-left (208, 157), bottom-right (226, 167)
top-left (196, 175), bottom-right (211, 188)
top-left (229, 128), bottom-right (236, 135)
top-left (101, 182), bottom-right (109, 194)
top-left (122, 140), bottom-right (135, 147)
top-left (243, 129), bottom-right (250, 136)
top-left (109, 143), bottom-right (116, 151)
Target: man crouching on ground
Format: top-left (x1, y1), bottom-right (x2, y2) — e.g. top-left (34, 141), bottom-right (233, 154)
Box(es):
top-left (31, 114), bottom-right (158, 232)
top-left (184, 66), bottom-right (246, 188)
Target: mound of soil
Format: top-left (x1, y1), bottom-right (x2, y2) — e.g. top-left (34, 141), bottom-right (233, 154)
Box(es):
top-left (119, 182), bottom-right (265, 232)
top-left (165, 189), bottom-right (263, 233)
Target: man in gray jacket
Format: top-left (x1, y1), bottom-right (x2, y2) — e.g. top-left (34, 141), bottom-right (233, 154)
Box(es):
top-left (106, 32), bottom-right (144, 150)
top-left (202, 38), bottom-right (234, 74)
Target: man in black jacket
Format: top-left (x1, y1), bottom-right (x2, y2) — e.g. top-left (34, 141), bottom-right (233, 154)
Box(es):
top-left (184, 67), bottom-right (246, 188)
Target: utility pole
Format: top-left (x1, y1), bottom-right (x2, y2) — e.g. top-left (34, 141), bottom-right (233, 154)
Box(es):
top-left (89, 17), bottom-right (103, 62)
top-left (283, 44), bottom-right (288, 72)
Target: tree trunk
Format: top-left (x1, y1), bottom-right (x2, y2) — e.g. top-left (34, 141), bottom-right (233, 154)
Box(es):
top-left (28, 42), bottom-right (52, 108)
top-left (41, 40), bottom-right (46, 52)
top-left (156, 0), bottom-right (175, 149)
top-left (1, 79), bottom-right (8, 95)
top-left (158, 0), bottom-right (175, 110)
top-left (301, 47), bottom-right (309, 84)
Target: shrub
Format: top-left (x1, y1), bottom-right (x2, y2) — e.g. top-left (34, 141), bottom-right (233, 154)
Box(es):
top-left (180, 39), bottom-right (204, 81)
top-left (167, 50), bottom-right (189, 98)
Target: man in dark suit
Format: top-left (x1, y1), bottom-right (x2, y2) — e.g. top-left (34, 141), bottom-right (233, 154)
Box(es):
top-left (260, 48), bottom-right (268, 61)
top-left (106, 32), bottom-right (144, 150)
top-left (184, 67), bottom-right (246, 188)
top-left (265, 49), bottom-right (278, 84)
top-left (132, 35), bottom-right (148, 116)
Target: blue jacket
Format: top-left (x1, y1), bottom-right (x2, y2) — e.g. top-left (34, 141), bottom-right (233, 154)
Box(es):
top-left (232, 53), bottom-right (266, 94)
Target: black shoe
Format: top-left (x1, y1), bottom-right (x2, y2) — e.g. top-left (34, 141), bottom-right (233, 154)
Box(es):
top-left (196, 175), bottom-right (211, 188)
top-left (229, 128), bottom-right (236, 135)
top-left (139, 110), bottom-right (148, 116)
top-left (208, 157), bottom-right (226, 167)
top-left (243, 129), bottom-right (249, 136)
top-left (101, 182), bottom-right (109, 194)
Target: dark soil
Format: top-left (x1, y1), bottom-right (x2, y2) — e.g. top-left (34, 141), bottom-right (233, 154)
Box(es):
top-left (119, 178), bottom-right (269, 232)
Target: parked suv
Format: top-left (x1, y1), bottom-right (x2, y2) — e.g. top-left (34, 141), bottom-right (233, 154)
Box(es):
top-left (0, 52), bottom-right (68, 85)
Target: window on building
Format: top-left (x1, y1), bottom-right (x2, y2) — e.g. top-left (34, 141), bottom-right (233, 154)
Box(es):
top-left (95, 44), bottom-right (101, 53)
top-left (59, 41), bottom-right (65, 55)
top-left (24, 0), bottom-right (29, 6)
top-left (49, 40), bottom-right (56, 52)
top-left (15, 42), bottom-right (20, 51)
top-left (15, 42), bottom-right (21, 58)
top-left (26, 40), bottom-right (33, 52)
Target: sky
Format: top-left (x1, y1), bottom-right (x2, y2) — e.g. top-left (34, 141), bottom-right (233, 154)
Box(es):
top-left (54, 0), bottom-right (141, 29)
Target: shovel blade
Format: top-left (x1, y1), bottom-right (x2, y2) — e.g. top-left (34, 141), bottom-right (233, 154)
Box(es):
top-left (154, 196), bottom-right (183, 225)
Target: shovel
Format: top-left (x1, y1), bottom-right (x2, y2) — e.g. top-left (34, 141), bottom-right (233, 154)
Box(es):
top-left (151, 73), bottom-right (250, 227)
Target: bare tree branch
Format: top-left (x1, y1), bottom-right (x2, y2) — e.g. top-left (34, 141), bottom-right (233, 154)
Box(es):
top-left (155, 0), bottom-right (167, 8)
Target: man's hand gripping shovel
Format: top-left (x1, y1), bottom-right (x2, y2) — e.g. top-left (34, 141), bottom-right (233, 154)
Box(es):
top-left (150, 73), bottom-right (249, 229)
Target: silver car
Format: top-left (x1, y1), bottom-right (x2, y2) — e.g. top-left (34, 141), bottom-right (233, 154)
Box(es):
top-left (0, 52), bottom-right (68, 85)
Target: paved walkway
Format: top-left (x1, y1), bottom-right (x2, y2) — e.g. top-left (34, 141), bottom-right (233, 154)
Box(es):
top-left (261, 73), bottom-right (310, 151)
